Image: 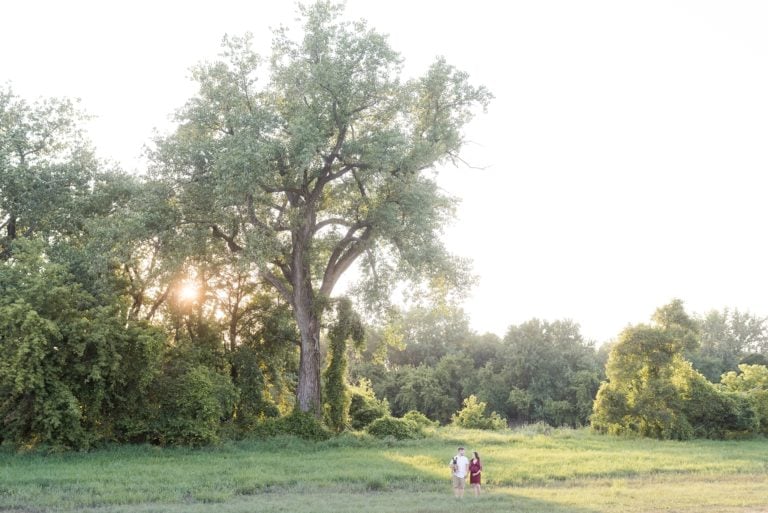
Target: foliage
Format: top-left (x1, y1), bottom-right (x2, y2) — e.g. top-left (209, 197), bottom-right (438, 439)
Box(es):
top-left (402, 410), bottom-right (439, 428)
top-left (592, 301), bottom-right (697, 439)
top-left (391, 364), bottom-right (458, 423)
top-left (450, 395), bottom-right (506, 430)
top-left (592, 300), bottom-right (761, 440)
top-left (251, 409), bottom-right (331, 441)
top-left (0, 85), bottom-right (99, 260)
top-left (229, 346), bottom-right (281, 424)
top-left (720, 364), bottom-right (768, 434)
top-left (323, 298), bottom-right (365, 432)
top-left (688, 309), bottom-right (768, 382)
top-left (111, 318), bottom-right (241, 447)
top-left (349, 310), bottom-right (604, 429)
top-left (387, 305), bottom-right (475, 367)
top-left (720, 363), bottom-right (768, 391)
top-left (348, 379), bottom-right (390, 430)
top-left (146, 364), bottom-right (236, 447)
top-left (675, 361), bottom-right (758, 438)
top-left (0, 239), bottom-right (165, 449)
top-left (149, 1), bottom-right (490, 415)
top-left (365, 416), bottom-right (422, 440)
top-left (477, 318), bottom-right (601, 426)
top-left (230, 292), bottom-right (300, 420)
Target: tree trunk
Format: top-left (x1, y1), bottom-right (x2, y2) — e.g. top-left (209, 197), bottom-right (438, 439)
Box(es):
top-left (294, 292), bottom-right (322, 416)
top-left (292, 219), bottom-right (323, 417)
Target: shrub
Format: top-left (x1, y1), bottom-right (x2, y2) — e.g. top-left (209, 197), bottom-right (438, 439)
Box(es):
top-left (277, 410), bottom-right (332, 441)
top-left (148, 365), bottom-right (239, 447)
top-left (230, 346), bottom-right (280, 425)
top-left (747, 390), bottom-right (768, 435)
top-left (0, 241), bottom-right (166, 450)
top-left (366, 416), bottom-right (421, 440)
top-left (451, 395), bottom-right (507, 430)
top-left (348, 379), bottom-right (390, 430)
top-left (402, 410), bottom-right (438, 428)
top-left (251, 410), bottom-right (331, 441)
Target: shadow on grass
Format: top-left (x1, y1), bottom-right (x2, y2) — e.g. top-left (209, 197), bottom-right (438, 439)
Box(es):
top-left (46, 489), bottom-right (602, 513)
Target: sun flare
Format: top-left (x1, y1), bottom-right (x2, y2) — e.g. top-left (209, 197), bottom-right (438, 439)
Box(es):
top-left (178, 282), bottom-right (199, 302)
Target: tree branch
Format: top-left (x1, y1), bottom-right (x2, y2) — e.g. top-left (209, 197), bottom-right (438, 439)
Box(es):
top-left (145, 284), bottom-right (171, 321)
top-left (260, 267), bottom-right (292, 303)
top-left (313, 217), bottom-right (353, 234)
top-left (320, 224), bottom-right (373, 297)
top-left (210, 224), bottom-right (243, 252)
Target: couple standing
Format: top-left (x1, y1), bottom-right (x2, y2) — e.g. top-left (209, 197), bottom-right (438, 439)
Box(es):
top-left (449, 446), bottom-right (482, 498)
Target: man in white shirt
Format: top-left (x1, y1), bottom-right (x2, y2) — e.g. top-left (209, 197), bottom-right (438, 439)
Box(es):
top-left (449, 446), bottom-right (469, 498)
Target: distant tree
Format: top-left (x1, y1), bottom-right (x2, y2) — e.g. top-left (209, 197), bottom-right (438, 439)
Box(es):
top-left (388, 305), bottom-right (474, 367)
top-left (592, 300), bottom-right (699, 439)
top-left (688, 309), bottom-right (768, 382)
top-left (592, 299), bottom-right (759, 439)
top-left (150, 2), bottom-right (490, 415)
top-left (482, 319), bottom-right (600, 426)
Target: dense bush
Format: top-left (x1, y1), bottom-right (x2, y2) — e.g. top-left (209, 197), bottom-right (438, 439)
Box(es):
top-left (402, 410), bottom-right (439, 428)
top-left (679, 364), bottom-right (758, 439)
top-left (720, 364), bottom-right (768, 435)
top-left (0, 240), bottom-right (166, 450)
top-left (348, 379), bottom-right (390, 430)
top-left (251, 410), bottom-right (332, 441)
top-left (592, 302), bottom-right (763, 440)
top-left (230, 346), bottom-right (280, 425)
top-left (366, 416), bottom-right (422, 440)
top-left (746, 390), bottom-right (768, 435)
top-left (147, 364), bottom-right (238, 446)
top-left (451, 395), bottom-right (507, 430)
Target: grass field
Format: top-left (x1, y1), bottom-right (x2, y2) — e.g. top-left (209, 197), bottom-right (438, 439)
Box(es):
top-left (1, 426), bottom-right (767, 512)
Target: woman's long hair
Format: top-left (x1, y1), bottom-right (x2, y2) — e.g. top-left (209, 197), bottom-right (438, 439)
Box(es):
top-left (472, 451), bottom-right (480, 462)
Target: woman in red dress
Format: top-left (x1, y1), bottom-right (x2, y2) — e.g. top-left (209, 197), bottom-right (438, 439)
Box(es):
top-left (469, 451), bottom-right (482, 496)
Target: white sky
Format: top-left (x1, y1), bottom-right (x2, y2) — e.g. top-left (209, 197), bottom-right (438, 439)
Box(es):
top-left (3, 1), bottom-right (768, 343)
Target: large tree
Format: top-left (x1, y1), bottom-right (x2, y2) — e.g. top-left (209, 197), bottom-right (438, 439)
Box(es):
top-left (0, 86), bottom-right (99, 260)
top-left (151, 2), bottom-right (491, 415)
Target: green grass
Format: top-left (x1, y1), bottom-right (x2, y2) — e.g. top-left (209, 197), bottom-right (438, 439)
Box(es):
top-left (1, 428), bottom-right (767, 512)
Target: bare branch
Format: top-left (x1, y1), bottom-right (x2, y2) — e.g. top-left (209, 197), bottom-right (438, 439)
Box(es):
top-left (446, 149), bottom-right (490, 170)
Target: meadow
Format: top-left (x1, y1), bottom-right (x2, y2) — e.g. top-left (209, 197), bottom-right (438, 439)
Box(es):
top-left (1, 426), bottom-right (767, 513)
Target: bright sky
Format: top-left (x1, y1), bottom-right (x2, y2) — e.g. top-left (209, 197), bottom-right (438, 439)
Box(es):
top-left (3, 1), bottom-right (768, 343)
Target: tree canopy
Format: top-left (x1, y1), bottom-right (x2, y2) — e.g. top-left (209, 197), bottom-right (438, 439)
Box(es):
top-left (0, 86), bottom-right (99, 259)
top-left (149, 1), bottom-right (491, 414)
top-left (3, 3), bottom-right (768, 450)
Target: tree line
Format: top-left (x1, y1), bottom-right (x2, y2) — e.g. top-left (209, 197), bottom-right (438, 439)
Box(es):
top-left (2, 2), bottom-right (768, 450)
